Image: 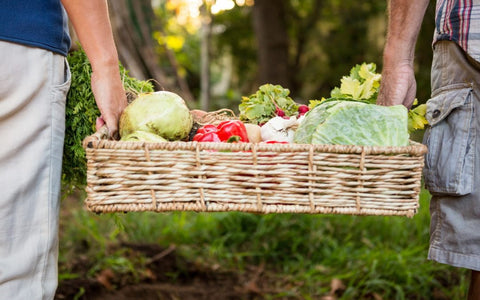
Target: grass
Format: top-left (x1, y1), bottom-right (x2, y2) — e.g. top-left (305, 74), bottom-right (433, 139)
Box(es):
top-left (58, 188), bottom-right (470, 299)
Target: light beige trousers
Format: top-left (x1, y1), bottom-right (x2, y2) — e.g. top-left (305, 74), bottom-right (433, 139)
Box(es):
top-left (0, 41), bottom-right (71, 299)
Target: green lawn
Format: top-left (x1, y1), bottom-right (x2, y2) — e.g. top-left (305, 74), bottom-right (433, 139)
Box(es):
top-left (59, 188), bottom-right (469, 299)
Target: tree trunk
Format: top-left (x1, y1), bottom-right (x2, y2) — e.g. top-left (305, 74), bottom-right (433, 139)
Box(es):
top-left (106, 0), bottom-right (194, 102)
top-left (108, 1), bottom-right (166, 83)
top-left (288, 0), bottom-right (324, 94)
top-left (199, 3), bottom-right (211, 111)
top-left (252, 0), bottom-right (290, 88)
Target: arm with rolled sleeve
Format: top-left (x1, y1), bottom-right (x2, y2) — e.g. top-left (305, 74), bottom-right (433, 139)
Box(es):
top-left (61, 0), bottom-right (127, 138)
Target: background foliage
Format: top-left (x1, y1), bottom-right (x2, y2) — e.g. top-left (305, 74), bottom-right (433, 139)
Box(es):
top-left (151, 0), bottom-right (435, 111)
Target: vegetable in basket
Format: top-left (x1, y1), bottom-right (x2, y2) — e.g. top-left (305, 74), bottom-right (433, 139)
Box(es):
top-left (238, 84), bottom-right (299, 125)
top-left (294, 62), bottom-right (425, 146)
top-left (193, 120), bottom-right (249, 143)
top-left (260, 116), bottom-right (302, 143)
top-left (193, 124), bottom-right (222, 142)
top-left (294, 100), bottom-right (409, 146)
top-left (119, 91), bottom-right (193, 141)
top-left (244, 123), bottom-right (262, 143)
top-left (121, 130), bottom-right (168, 142)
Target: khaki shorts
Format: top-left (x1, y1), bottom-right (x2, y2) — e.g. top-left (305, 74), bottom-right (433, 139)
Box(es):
top-left (0, 41), bottom-right (71, 299)
top-left (424, 41), bottom-right (480, 271)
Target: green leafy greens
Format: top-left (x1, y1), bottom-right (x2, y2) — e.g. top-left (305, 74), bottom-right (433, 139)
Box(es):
top-left (330, 62), bottom-right (381, 103)
top-left (308, 62), bottom-right (428, 135)
top-left (296, 62), bottom-right (425, 146)
top-left (407, 100), bottom-right (428, 133)
top-left (63, 49), bottom-right (154, 193)
top-left (239, 84), bottom-right (299, 125)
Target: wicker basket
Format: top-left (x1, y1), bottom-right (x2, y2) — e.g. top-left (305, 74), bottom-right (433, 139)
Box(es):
top-left (83, 129), bottom-right (427, 217)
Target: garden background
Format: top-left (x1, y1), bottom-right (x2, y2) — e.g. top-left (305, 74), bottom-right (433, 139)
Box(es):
top-left (55, 1), bottom-right (469, 299)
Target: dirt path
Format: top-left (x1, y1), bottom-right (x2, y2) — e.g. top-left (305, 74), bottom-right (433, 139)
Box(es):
top-left (55, 243), bottom-right (291, 300)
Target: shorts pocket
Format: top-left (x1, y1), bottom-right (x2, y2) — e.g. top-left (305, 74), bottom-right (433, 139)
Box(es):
top-left (51, 57), bottom-right (71, 104)
top-left (423, 83), bottom-right (475, 196)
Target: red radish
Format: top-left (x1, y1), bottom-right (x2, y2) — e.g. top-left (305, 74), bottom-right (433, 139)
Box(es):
top-left (275, 108), bottom-right (285, 117)
top-left (298, 104), bottom-right (309, 114)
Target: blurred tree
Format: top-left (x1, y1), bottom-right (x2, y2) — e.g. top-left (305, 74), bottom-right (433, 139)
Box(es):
top-left (66, 0), bottom-right (195, 102)
top-left (151, 0), bottom-right (204, 105)
top-left (252, 0), bottom-right (290, 88)
top-left (285, 0), bottom-right (324, 94)
top-left (308, 1), bottom-right (387, 99)
top-left (213, 4), bottom-right (257, 96)
top-left (108, 0), bottom-right (163, 83)
top-left (70, 0), bottom-right (436, 109)
top-left (213, 0), bottom-right (434, 105)
top-left (199, 2), bottom-right (212, 110)
top-left (215, 1), bottom-right (387, 100)
top-left (413, 1), bottom-right (435, 103)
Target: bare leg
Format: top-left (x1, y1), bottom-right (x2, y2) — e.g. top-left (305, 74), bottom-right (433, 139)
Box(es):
top-left (468, 270), bottom-right (480, 300)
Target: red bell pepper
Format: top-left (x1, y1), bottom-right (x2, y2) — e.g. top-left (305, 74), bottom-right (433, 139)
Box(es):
top-left (216, 120), bottom-right (249, 142)
top-left (196, 124), bottom-right (218, 135)
top-left (193, 130), bottom-right (221, 142)
top-left (193, 120), bottom-right (249, 143)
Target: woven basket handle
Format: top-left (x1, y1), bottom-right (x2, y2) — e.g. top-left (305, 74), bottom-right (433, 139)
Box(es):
top-left (83, 125), bottom-right (111, 149)
top-left (93, 125), bottom-right (111, 140)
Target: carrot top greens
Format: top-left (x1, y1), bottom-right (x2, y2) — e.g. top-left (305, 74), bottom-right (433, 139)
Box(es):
top-left (62, 49), bottom-right (154, 194)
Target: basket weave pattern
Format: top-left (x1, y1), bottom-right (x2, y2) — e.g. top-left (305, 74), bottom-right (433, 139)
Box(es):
top-left (83, 132), bottom-right (427, 217)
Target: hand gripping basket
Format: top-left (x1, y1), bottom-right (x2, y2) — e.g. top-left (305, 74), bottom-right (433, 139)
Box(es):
top-left (83, 130), bottom-right (427, 217)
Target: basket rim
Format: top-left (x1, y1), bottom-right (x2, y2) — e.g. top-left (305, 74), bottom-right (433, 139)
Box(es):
top-left (83, 131), bottom-right (428, 156)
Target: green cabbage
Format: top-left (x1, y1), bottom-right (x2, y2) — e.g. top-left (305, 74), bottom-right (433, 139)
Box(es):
top-left (294, 100), bottom-right (409, 147)
top-left (120, 91), bottom-right (193, 141)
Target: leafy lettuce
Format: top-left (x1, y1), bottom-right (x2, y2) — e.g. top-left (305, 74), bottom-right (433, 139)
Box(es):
top-left (294, 100), bottom-right (409, 147)
top-left (330, 63), bottom-right (381, 103)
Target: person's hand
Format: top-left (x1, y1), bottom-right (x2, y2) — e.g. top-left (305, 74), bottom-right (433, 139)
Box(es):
top-left (377, 62), bottom-right (417, 108)
top-left (91, 65), bottom-right (128, 139)
top-left (60, 0), bottom-right (127, 139)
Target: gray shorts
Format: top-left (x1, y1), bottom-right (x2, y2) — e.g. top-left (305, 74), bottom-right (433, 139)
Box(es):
top-left (423, 41), bottom-right (480, 271)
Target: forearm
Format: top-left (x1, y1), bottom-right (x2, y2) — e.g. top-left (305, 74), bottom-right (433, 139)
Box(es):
top-left (383, 0), bottom-right (430, 66)
top-left (377, 0), bottom-right (430, 107)
top-left (61, 0), bottom-right (127, 138)
top-left (61, 0), bottom-right (118, 71)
